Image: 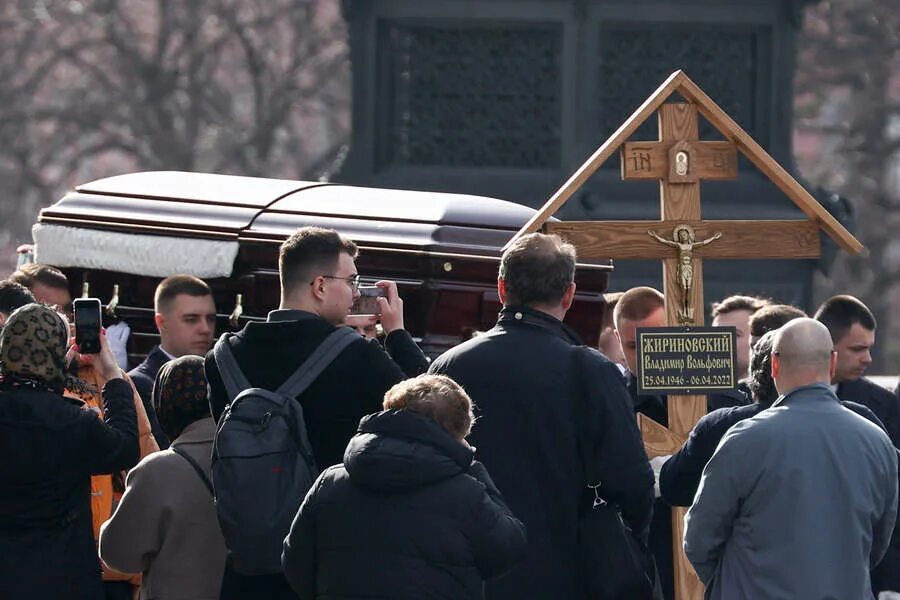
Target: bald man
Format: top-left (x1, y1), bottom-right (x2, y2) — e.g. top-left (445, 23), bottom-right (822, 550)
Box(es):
top-left (684, 319), bottom-right (898, 600)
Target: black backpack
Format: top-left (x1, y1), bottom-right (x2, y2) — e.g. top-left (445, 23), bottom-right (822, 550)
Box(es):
top-left (211, 327), bottom-right (359, 575)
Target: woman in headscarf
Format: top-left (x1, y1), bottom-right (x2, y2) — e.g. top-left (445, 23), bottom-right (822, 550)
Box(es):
top-left (100, 355), bottom-right (227, 600)
top-left (0, 303), bottom-right (139, 600)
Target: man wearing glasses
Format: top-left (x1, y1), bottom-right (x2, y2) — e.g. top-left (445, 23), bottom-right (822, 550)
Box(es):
top-left (205, 226), bottom-right (412, 600)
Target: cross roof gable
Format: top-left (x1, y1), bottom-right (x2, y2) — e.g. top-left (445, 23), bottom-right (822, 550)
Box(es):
top-left (507, 70), bottom-right (864, 255)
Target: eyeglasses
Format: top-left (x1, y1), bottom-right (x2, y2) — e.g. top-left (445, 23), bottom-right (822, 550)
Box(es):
top-left (312, 274), bottom-right (360, 293)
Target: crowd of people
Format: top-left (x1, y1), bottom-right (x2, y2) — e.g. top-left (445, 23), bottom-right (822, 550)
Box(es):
top-left (0, 225), bottom-right (898, 600)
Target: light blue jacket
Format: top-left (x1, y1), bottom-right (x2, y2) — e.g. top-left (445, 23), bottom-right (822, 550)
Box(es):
top-left (684, 383), bottom-right (898, 600)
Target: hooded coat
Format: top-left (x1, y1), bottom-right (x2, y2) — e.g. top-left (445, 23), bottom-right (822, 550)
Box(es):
top-left (282, 410), bottom-right (527, 599)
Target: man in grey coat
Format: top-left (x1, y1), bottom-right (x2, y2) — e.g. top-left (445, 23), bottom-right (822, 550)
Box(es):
top-left (684, 318), bottom-right (898, 600)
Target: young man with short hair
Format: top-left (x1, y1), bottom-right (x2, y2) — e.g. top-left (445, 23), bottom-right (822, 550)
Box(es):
top-left (814, 295), bottom-right (900, 445)
top-left (614, 286), bottom-right (668, 423)
top-left (206, 226), bottom-right (412, 600)
top-left (814, 294), bottom-right (900, 596)
top-left (128, 274), bottom-right (217, 448)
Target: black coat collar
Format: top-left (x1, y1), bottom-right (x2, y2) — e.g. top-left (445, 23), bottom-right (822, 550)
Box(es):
top-left (497, 305), bottom-right (583, 345)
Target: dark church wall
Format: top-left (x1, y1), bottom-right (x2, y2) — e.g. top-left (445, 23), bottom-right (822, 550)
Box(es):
top-left (338, 0), bottom-right (825, 309)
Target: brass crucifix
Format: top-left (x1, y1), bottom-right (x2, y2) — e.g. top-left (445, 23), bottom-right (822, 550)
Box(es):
top-left (648, 225), bottom-right (722, 323)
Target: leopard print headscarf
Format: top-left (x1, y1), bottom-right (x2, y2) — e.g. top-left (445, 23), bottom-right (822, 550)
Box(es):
top-left (153, 355), bottom-right (210, 441)
top-left (0, 303), bottom-right (69, 391)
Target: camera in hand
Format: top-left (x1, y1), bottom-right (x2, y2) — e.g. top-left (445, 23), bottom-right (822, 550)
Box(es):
top-left (73, 298), bottom-right (102, 354)
top-left (350, 285), bottom-right (386, 316)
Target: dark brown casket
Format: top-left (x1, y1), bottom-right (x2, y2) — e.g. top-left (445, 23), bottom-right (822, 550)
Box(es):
top-left (34, 171), bottom-right (611, 363)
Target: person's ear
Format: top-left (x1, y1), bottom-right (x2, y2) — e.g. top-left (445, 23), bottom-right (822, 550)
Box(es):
top-left (497, 278), bottom-right (507, 305)
top-left (154, 312), bottom-right (165, 334)
top-left (310, 276), bottom-right (327, 301)
top-left (561, 281), bottom-right (576, 311)
top-left (828, 350), bottom-right (837, 381)
top-left (771, 353), bottom-right (781, 380)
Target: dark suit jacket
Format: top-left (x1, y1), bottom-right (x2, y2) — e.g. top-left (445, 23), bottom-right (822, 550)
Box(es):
top-left (127, 345), bottom-right (171, 448)
top-left (838, 377), bottom-right (900, 448)
top-left (429, 306), bottom-right (654, 600)
top-left (621, 372), bottom-right (750, 600)
top-left (837, 376), bottom-right (900, 594)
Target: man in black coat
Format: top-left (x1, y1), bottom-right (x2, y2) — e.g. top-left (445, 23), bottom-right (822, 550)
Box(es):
top-left (206, 226), bottom-right (413, 600)
top-left (815, 294), bottom-right (900, 595)
top-left (429, 233), bottom-right (654, 600)
top-left (128, 274), bottom-right (217, 448)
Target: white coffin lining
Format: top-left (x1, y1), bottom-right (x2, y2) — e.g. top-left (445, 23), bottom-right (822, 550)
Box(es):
top-left (32, 223), bottom-right (238, 278)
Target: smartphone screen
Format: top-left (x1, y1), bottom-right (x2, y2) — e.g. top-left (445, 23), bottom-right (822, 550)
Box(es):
top-left (350, 285), bottom-right (386, 316)
top-left (73, 298), bottom-right (102, 354)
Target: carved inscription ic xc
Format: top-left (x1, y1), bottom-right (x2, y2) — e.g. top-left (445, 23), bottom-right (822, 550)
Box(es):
top-left (630, 148), bottom-right (653, 172)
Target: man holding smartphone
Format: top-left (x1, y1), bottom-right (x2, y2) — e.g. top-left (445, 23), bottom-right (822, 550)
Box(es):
top-left (206, 226), bottom-right (423, 600)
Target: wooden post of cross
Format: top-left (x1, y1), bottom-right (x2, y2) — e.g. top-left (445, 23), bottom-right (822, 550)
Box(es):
top-left (503, 71), bottom-right (864, 600)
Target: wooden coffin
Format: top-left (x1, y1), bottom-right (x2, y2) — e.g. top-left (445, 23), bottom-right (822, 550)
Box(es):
top-left (35, 171), bottom-right (611, 363)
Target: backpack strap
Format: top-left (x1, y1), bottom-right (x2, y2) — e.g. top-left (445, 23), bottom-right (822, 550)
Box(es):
top-left (213, 332), bottom-right (252, 403)
top-left (172, 445), bottom-right (214, 496)
top-left (276, 326), bottom-right (361, 398)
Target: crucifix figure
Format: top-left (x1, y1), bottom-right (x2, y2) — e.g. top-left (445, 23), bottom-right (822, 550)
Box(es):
top-left (648, 225), bottom-right (722, 323)
top-left (504, 71), bottom-right (863, 600)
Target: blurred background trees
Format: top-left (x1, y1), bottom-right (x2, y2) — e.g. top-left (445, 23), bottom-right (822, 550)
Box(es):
top-left (0, 0), bottom-right (350, 264)
top-left (1, 0), bottom-right (898, 369)
top-left (794, 0), bottom-right (900, 370)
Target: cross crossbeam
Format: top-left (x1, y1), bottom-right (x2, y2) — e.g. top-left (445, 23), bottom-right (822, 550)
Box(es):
top-left (546, 220), bottom-right (821, 260)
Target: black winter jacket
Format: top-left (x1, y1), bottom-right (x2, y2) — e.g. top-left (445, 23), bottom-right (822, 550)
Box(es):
top-left (282, 410), bottom-right (527, 599)
top-left (837, 377), bottom-right (900, 595)
top-left (429, 306), bottom-right (654, 600)
top-left (0, 379), bottom-right (139, 600)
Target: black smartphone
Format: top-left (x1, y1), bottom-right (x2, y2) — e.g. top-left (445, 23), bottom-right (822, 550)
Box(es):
top-left (350, 285), bottom-right (386, 316)
top-left (73, 298), bottom-right (102, 354)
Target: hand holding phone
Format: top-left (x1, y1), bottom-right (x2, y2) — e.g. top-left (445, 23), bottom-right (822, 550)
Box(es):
top-left (374, 280), bottom-right (404, 334)
top-left (73, 298), bottom-right (102, 354)
top-left (350, 285), bottom-right (386, 316)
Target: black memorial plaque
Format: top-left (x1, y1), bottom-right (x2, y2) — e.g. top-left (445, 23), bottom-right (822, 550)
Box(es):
top-left (636, 326), bottom-right (737, 395)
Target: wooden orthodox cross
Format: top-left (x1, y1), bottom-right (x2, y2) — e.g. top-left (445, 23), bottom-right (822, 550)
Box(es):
top-left (504, 71), bottom-right (863, 600)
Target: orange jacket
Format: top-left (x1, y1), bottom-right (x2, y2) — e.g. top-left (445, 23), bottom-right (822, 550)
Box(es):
top-left (67, 365), bottom-right (159, 584)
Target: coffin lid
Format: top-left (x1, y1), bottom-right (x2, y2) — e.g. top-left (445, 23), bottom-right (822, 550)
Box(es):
top-left (38, 171), bottom-right (612, 268)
